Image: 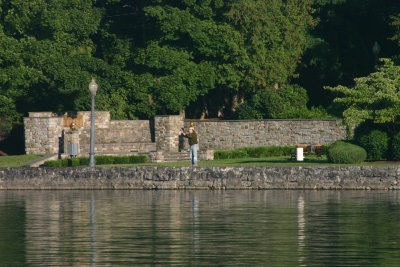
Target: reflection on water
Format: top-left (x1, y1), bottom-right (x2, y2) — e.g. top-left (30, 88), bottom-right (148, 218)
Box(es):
top-left (1, 190), bottom-right (400, 266)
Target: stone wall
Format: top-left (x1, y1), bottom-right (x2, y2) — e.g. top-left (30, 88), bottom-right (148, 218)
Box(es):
top-left (24, 112), bottom-right (63, 154)
top-left (24, 112), bottom-right (347, 159)
top-left (185, 119), bottom-right (347, 150)
top-left (0, 166), bottom-right (399, 190)
top-left (24, 111), bottom-right (155, 156)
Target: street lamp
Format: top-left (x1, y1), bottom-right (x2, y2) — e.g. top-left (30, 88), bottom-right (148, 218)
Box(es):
top-left (372, 41), bottom-right (381, 69)
top-left (88, 78), bottom-right (98, 167)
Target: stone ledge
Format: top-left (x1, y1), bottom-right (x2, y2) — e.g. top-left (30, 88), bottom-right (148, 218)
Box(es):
top-left (0, 166), bottom-right (399, 190)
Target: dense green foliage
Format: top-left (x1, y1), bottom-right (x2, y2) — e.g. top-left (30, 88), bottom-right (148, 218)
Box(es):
top-left (358, 130), bottom-right (389, 161)
top-left (390, 132), bottom-right (400, 160)
top-left (214, 146), bottom-right (295, 160)
top-left (2, 0), bottom-right (400, 157)
top-left (43, 155), bottom-right (148, 167)
top-left (327, 141), bottom-right (367, 164)
top-left (326, 59), bottom-right (400, 130)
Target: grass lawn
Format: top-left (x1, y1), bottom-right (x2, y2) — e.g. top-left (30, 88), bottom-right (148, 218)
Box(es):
top-left (0, 155), bottom-right (43, 168)
top-left (1, 155), bottom-right (400, 168)
top-left (135, 155), bottom-right (400, 167)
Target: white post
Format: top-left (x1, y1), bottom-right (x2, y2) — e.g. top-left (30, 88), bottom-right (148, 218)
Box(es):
top-left (296, 147), bottom-right (304, 161)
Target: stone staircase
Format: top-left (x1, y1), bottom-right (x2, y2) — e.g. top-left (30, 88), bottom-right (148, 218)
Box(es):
top-left (78, 142), bottom-right (156, 156)
top-left (162, 151), bottom-right (190, 162)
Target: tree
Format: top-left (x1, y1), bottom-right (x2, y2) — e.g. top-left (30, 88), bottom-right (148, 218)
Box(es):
top-left (297, 0), bottom-right (400, 108)
top-left (325, 58), bottom-right (400, 133)
top-left (131, 0), bottom-right (315, 117)
top-left (0, 0), bottom-right (153, 138)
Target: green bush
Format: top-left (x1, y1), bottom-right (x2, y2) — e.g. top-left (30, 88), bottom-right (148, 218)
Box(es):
top-left (43, 159), bottom-right (69, 167)
top-left (214, 146), bottom-right (296, 159)
top-left (114, 156), bottom-right (131, 164)
top-left (43, 154), bottom-right (148, 167)
top-left (327, 141), bottom-right (367, 164)
top-left (214, 149), bottom-right (248, 159)
top-left (128, 155), bottom-right (148, 164)
top-left (359, 129), bottom-right (389, 160)
top-left (95, 155), bottom-right (115, 165)
top-left (69, 157), bottom-right (81, 167)
top-left (390, 132), bottom-right (400, 160)
top-left (79, 157), bottom-right (89, 165)
top-left (243, 146), bottom-right (294, 157)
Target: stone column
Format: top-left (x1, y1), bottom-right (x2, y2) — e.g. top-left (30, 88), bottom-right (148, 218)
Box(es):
top-left (155, 114), bottom-right (184, 152)
top-left (24, 112), bottom-right (63, 155)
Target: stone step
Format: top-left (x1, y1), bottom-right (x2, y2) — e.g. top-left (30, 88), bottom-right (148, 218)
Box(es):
top-left (162, 151), bottom-right (190, 162)
top-left (79, 142), bottom-right (156, 154)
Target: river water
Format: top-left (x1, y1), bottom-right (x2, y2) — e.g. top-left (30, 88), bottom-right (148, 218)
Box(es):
top-left (0, 190), bottom-right (399, 267)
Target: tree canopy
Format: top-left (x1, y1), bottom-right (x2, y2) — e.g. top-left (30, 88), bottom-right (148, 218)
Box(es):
top-left (325, 58), bottom-right (400, 131)
top-left (1, 0), bottom-right (400, 140)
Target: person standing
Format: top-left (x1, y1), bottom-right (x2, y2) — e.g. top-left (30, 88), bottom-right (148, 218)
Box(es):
top-left (182, 126), bottom-right (198, 166)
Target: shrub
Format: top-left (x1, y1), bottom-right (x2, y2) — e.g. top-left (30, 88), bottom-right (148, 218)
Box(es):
top-left (79, 157), bottom-right (89, 165)
top-left (114, 156), bottom-right (131, 164)
top-left (128, 155), bottom-right (148, 164)
top-left (43, 159), bottom-right (68, 167)
top-left (96, 155), bottom-right (116, 165)
top-left (390, 132), bottom-right (400, 160)
top-left (214, 149), bottom-right (248, 159)
top-left (69, 157), bottom-right (81, 167)
top-left (327, 141), bottom-right (367, 164)
top-left (43, 154), bottom-right (148, 167)
top-left (243, 146), bottom-right (294, 157)
top-left (358, 130), bottom-right (389, 160)
top-left (214, 146), bottom-right (295, 159)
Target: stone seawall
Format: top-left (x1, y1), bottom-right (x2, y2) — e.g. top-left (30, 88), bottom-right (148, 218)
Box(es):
top-left (0, 166), bottom-right (399, 190)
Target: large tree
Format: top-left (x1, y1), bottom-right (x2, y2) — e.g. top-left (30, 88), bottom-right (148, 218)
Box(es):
top-left (297, 0), bottom-right (400, 108)
top-left (0, 0), bottom-right (152, 138)
top-left (130, 0), bottom-right (314, 118)
top-left (325, 58), bottom-right (400, 133)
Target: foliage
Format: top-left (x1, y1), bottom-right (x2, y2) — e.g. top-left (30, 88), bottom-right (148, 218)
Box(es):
top-left (214, 146), bottom-right (295, 160)
top-left (358, 130), bottom-right (389, 161)
top-left (390, 132), bottom-right (400, 160)
top-left (327, 141), bottom-right (367, 164)
top-left (43, 155), bottom-right (148, 167)
top-left (237, 84), bottom-right (332, 119)
top-left (325, 59), bottom-right (400, 130)
top-left (0, 95), bottom-right (19, 136)
top-left (298, 0), bottom-right (400, 108)
top-left (135, 0), bottom-right (315, 117)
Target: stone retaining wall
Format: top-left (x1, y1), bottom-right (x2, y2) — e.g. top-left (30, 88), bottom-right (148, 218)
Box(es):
top-left (186, 119), bottom-right (347, 150)
top-left (24, 112), bottom-right (347, 160)
top-left (0, 166), bottom-right (399, 190)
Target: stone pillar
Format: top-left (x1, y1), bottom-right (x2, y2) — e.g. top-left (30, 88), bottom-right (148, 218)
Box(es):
top-left (24, 112), bottom-right (63, 155)
top-left (155, 115), bottom-right (184, 152)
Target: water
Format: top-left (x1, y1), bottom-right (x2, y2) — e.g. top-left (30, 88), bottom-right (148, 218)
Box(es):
top-left (1, 190), bottom-right (400, 267)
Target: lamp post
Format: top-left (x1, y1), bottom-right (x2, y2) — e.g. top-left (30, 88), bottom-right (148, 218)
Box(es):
top-left (88, 78), bottom-right (98, 167)
top-left (372, 41), bottom-right (380, 69)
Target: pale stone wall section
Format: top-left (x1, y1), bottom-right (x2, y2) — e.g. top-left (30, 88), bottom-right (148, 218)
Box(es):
top-left (24, 112), bottom-right (63, 154)
top-left (155, 115), bottom-right (184, 152)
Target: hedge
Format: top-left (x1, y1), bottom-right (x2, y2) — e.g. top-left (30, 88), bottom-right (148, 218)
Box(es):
top-left (43, 155), bottom-right (148, 167)
top-left (214, 146), bottom-right (296, 160)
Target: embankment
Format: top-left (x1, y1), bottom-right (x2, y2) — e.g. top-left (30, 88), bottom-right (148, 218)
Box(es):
top-left (0, 166), bottom-right (399, 190)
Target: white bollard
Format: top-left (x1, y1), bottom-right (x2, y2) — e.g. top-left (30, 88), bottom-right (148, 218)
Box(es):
top-left (296, 147), bottom-right (304, 161)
